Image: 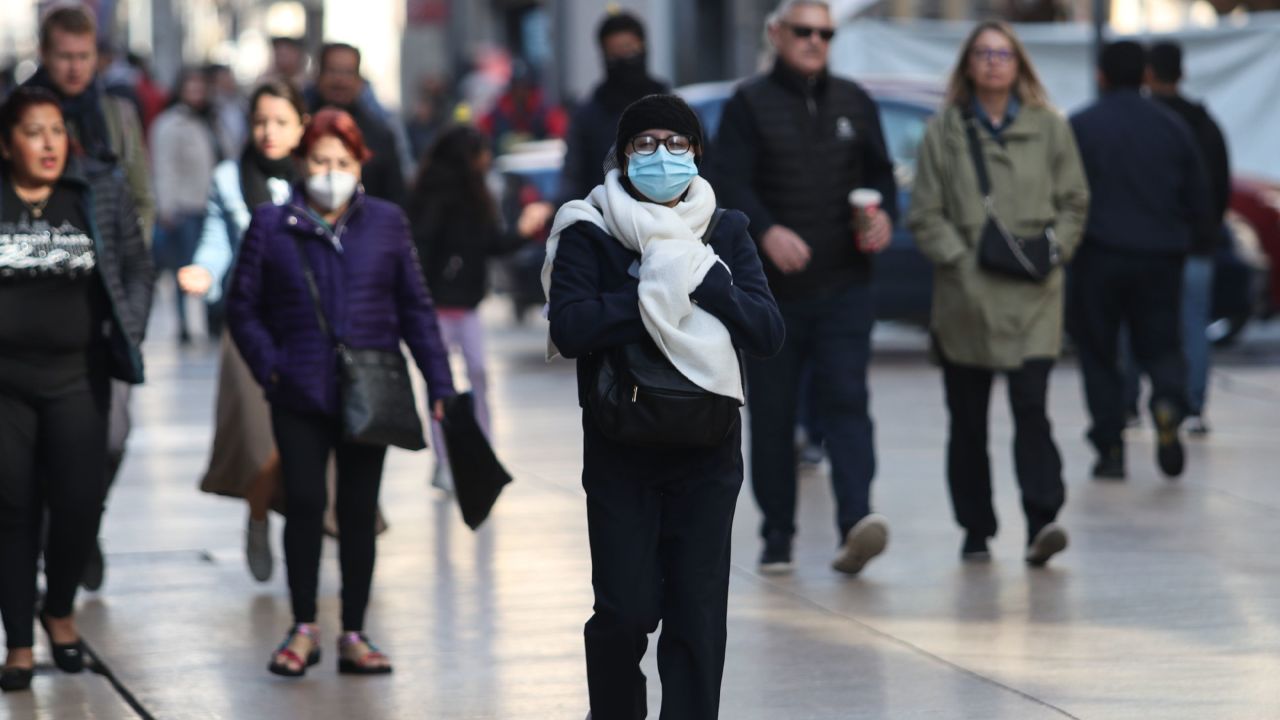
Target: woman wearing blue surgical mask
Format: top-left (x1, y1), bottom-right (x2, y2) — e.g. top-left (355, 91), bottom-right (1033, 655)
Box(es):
top-left (543, 94), bottom-right (784, 719)
top-left (226, 108), bottom-right (455, 678)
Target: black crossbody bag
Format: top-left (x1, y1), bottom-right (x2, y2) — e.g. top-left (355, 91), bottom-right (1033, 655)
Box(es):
top-left (962, 114), bottom-right (1060, 283)
top-left (293, 237), bottom-right (427, 451)
top-left (586, 208), bottom-right (743, 449)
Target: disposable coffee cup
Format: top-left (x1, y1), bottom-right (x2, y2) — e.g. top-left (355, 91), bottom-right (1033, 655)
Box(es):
top-left (849, 188), bottom-right (883, 249)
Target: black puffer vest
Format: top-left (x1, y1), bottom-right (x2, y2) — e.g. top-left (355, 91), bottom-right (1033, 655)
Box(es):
top-left (736, 63), bottom-right (884, 299)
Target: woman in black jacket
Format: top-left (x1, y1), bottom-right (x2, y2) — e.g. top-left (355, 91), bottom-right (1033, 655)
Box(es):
top-left (545, 95), bottom-right (783, 719)
top-left (409, 124), bottom-right (543, 489)
top-left (0, 87), bottom-right (152, 693)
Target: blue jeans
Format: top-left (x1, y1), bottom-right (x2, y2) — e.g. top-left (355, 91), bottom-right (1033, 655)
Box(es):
top-left (1122, 254), bottom-right (1212, 416)
top-left (153, 213), bottom-right (206, 340)
top-left (747, 283), bottom-right (876, 542)
top-left (1180, 255), bottom-right (1214, 415)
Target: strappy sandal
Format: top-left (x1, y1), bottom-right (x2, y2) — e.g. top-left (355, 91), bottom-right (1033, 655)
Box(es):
top-left (337, 632), bottom-right (393, 675)
top-left (268, 624), bottom-right (321, 677)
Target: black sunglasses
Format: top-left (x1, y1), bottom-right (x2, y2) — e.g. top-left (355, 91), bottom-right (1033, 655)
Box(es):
top-left (783, 22), bottom-right (836, 42)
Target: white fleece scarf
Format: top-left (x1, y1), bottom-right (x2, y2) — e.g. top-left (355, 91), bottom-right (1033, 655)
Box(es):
top-left (542, 169), bottom-right (743, 402)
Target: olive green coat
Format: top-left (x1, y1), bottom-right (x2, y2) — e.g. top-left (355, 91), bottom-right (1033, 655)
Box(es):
top-left (908, 104), bottom-right (1089, 370)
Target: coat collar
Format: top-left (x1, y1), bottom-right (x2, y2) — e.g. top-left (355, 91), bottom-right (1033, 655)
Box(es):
top-left (280, 183), bottom-right (369, 249)
top-left (769, 58), bottom-right (829, 98)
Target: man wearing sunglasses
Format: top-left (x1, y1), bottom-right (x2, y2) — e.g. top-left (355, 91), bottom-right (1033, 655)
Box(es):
top-left (712, 0), bottom-right (898, 577)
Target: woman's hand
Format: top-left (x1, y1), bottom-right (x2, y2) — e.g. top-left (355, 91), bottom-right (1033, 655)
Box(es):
top-left (433, 399), bottom-right (446, 423)
top-left (177, 265), bottom-right (214, 296)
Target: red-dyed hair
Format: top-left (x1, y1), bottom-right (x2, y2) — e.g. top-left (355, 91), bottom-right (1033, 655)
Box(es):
top-left (296, 108), bottom-right (372, 163)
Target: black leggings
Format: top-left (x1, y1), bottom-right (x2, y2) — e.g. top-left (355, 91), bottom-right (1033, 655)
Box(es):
top-left (271, 405), bottom-right (386, 632)
top-left (0, 359), bottom-right (109, 649)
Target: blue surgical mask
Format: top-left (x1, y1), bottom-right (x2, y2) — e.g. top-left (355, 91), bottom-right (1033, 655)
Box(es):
top-left (626, 147), bottom-right (698, 203)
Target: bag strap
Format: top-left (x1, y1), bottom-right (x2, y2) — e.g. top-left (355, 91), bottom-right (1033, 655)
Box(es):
top-left (291, 236), bottom-right (342, 350)
top-left (702, 208), bottom-right (726, 244)
top-left (960, 111), bottom-right (993, 200)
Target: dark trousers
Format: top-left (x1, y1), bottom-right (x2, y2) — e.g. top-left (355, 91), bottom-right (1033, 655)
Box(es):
top-left (582, 415), bottom-right (743, 720)
top-left (940, 354), bottom-right (1064, 541)
top-left (747, 283), bottom-right (875, 541)
top-left (271, 406), bottom-right (387, 631)
top-left (1069, 247), bottom-right (1187, 454)
top-left (0, 359), bottom-right (109, 649)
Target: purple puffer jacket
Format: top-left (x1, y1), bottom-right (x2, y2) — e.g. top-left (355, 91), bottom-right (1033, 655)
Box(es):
top-left (227, 187), bottom-right (455, 418)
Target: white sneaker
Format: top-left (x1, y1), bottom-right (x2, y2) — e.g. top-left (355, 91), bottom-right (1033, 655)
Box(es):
top-left (246, 517), bottom-right (273, 582)
top-left (431, 461), bottom-right (455, 494)
top-left (1186, 415), bottom-right (1210, 437)
top-left (1025, 523), bottom-right (1069, 567)
top-left (832, 514), bottom-right (889, 576)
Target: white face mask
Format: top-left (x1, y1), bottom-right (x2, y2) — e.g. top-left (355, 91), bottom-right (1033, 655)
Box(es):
top-left (306, 171), bottom-right (359, 211)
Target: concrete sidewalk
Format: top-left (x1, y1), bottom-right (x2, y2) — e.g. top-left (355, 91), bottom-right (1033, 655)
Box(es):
top-left (5, 302), bottom-right (1280, 719)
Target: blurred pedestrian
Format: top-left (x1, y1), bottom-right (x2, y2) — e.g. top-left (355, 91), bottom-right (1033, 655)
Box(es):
top-left (25, 2), bottom-right (156, 592)
top-left (545, 94), bottom-right (783, 720)
top-left (557, 10), bottom-right (668, 204)
top-left (151, 67), bottom-right (220, 343)
top-left (409, 125), bottom-right (546, 490)
top-left (309, 43), bottom-right (407, 207)
top-left (207, 64), bottom-right (248, 160)
top-left (477, 60), bottom-right (567, 155)
top-left (712, 0), bottom-right (898, 575)
top-left (227, 109), bottom-right (454, 677)
top-left (1069, 41), bottom-right (1214, 480)
top-left (261, 36), bottom-right (309, 92)
top-left (126, 54), bottom-right (168, 134)
top-left (25, 5), bottom-right (154, 238)
top-left (405, 76), bottom-right (451, 162)
top-left (908, 21), bottom-right (1089, 566)
top-left (0, 87), bottom-right (152, 693)
top-left (1143, 41), bottom-right (1231, 436)
top-left (177, 81), bottom-right (306, 582)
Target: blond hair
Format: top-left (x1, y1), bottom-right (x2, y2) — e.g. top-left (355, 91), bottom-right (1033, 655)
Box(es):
top-left (945, 21), bottom-right (1050, 109)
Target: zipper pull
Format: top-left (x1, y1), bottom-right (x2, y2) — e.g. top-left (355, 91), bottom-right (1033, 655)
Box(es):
top-left (631, 386), bottom-right (639, 402)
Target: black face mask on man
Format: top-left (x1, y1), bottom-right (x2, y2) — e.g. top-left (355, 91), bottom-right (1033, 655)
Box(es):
top-left (605, 52), bottom-right (648, 87)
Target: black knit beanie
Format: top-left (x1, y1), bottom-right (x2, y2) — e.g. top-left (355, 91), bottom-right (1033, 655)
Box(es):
top-left (614, 94), bottom-right (704, 170)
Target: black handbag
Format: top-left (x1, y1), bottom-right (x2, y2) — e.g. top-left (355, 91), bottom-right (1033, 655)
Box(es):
top-left (586, 209), bottom-right (743, 449)
top-left (962, 114), bottom-right (1060, 283)
top-left (294, 237), bottom-right (427, 451)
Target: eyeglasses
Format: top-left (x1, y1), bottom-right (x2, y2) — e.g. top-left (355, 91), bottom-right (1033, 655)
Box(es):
top-left (628, 134), bottom-right (694, 156)
top-left (971, 48), bottom-right (1016, 65)
top-left (783, 22), bottom-right (836, 42)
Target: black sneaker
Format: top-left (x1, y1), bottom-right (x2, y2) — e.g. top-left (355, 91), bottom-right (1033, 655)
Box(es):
top-left (1153, 400), bottom-right (1185, 478)
top-left (1025, 523), bottom-right (1069, 567)
top-left (81, 539), bottom-right (104, 591)
top-left (1092, 446), bottom-right (1126, 480)
top-left (759, 533), bottom-right (793, 575)
top-left (961, 533), bottom-right (991, 562)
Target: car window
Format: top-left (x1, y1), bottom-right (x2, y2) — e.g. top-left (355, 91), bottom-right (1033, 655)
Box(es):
top-left (879, 103), bottom-right (931, 188)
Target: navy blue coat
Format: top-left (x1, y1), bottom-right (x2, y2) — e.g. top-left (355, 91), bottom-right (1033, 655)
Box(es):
top-left (548, 208), bottom-right (785, 408)
top-left (1070, 89), bottom-right (1215, 255)
top-left (227, 187), bottom-right (455, 418)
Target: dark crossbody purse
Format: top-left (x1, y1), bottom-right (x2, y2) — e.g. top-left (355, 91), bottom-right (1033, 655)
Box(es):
top-left (962, 113), bottom-right (1060, 283)
top-left (586, 208), bottom-right (743, 449)
top-left (293, 237), bottom-right (427, 451)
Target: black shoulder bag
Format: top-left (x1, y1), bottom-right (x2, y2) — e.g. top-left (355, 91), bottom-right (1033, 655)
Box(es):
top-left (586, 208), bottom-right (743, 449)
top-left (962, 113), bottom-right (1060, 283)
top-left (293, 237), bottom-right (427, 451)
